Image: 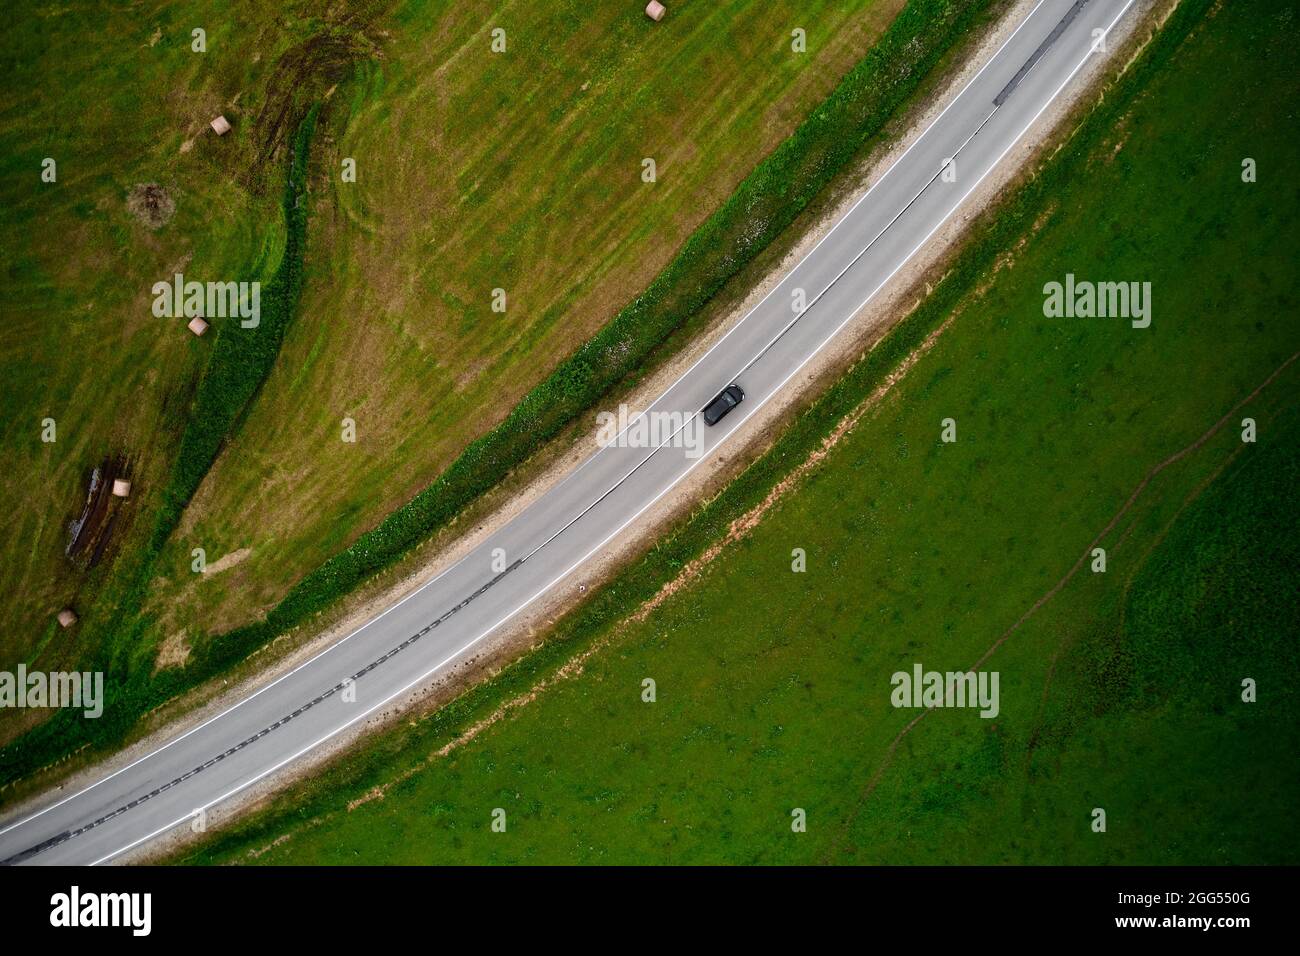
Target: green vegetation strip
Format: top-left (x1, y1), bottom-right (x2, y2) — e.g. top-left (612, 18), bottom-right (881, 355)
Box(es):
top-left (156, 105), bottom-right (319, 539)
top-left (179, 0), bottom-right (1270, 865)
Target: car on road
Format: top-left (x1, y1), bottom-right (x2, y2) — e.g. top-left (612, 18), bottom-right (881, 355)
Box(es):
top-left (702, 384), bottom-right (745, 426)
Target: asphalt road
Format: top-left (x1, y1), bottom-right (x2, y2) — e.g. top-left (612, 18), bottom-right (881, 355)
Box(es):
top-left (0, 0), bottom-right (1135, 865)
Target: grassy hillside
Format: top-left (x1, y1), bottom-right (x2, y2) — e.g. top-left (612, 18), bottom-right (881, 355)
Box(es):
top-left (181, 0), bottom-right (1299, 865)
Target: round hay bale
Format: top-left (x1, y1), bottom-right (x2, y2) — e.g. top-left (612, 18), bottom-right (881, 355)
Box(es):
top-left (112, 478), bottom-right (131, 498)
top-left (646, 1), bottom-right (666, 21)
top-left (210, 115), bottom-right (232, 136)
top-left (188, 317), bottom-right (210, 336)
top-left (57, 608), bottom-right (78, 628)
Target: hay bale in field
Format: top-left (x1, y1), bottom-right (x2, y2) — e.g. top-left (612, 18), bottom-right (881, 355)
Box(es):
top-left (187, 316), bottom-right (210, 336)
top-left (210, 115), bottom-right (232, 136)
top-left (645, 2), bottom-right (666, 22)
top-left (111, 478), bottom-right (131, 498)
top-left (57, 608), bottom-right (78, 628)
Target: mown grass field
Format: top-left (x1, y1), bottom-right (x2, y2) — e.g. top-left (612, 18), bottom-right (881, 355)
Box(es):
top-left (0, 0), bottom-right (905, 740)
top-left (181, 0), bottom-right (1299, 864)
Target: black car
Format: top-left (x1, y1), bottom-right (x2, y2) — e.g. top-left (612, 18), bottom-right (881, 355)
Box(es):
top-left (701, 384), bottom-right (745, 426)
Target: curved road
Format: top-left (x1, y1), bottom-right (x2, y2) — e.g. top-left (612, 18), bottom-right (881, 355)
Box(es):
top-left (0, 0), bottom-right (1134, 865)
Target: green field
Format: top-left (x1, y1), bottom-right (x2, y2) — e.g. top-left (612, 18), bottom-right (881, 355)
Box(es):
top-left (181, 0), bottom-right (1300, 864)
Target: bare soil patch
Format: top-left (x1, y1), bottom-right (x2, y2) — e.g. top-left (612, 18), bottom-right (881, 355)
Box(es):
top-left (66, 455), bottom-right (132, 569)
top-left (127, 183), bottom-right (175, 230)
